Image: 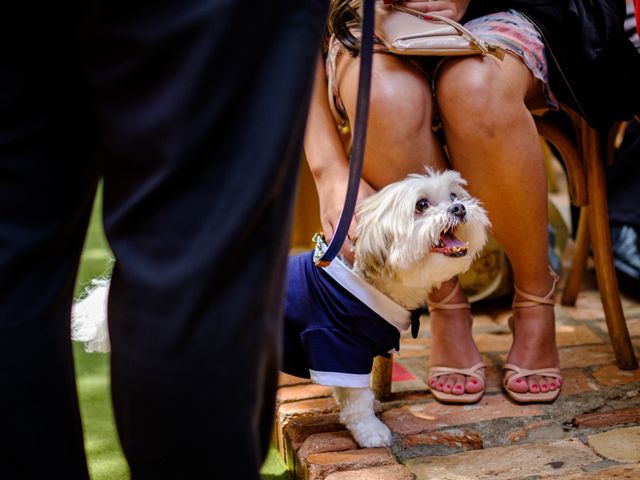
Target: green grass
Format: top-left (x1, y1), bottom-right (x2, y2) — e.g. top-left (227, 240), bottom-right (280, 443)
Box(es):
top-left (74, 186), bottom-right (290, 479)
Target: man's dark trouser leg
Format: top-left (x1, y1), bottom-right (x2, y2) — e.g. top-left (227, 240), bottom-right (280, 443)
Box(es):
top-left (0, 4), bottom-right (98, 478)
top-left (0, 0), bottom-right (327, 478)
top-left (85, 0), bottom-right (328, 478)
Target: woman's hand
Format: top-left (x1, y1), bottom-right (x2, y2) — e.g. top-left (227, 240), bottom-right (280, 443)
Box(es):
top-left (400, 0), bottom-right (470, 22)
top-left (316, 173), bottom-right (375, 265)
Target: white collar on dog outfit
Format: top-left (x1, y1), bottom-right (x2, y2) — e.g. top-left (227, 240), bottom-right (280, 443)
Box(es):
top-left (320, 252), bottom-right (411, 334)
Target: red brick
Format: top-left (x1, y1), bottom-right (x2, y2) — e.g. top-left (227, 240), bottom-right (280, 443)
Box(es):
top-left (278, 384), bottom-right (333, 404)
top-left (573, 407), bottom-right (640, 428)
top-left (561, 291), bottom-right (606, 321)
top-left (484, 364), bottom-right (502, 393)
top-left (384, 391), bottom-right (433, 407)
top-left (592, 365), bottom-right (640, 387)
top-left (297, 431), bottom-right (358, 464)
top-left (276, 398), bottom-right (339, 468)
top-left (556, 345), bottom-right (616, 369)
top-left (559, 368), bottom-right (598, 395)
top-left (597, 318), bottom-right (640, 338)
top-left (284, 413), bottom-right (344, 447)
top-left (382, 394), bottom-right (543, 436)
top-left (278, 397), bottom-right (339, 420)
top-left (556, 325), bottom-right (605, 346)
top-left (305, 448), bottom-right (396, 480)
top-left (280, 372), bottom-right (312, 387)
top-left (404, 428), bottom-right (482, 451)
top-left (324, 464), bottom-right (413, 480)
top-left (280, 413), bottom-right (343, 474)
top-left (392, 379), bottom-right (429, 395)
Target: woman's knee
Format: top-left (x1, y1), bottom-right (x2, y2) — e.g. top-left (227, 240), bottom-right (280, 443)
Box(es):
top-left (436, 57), bottom-right (526, 135)
top-left (341, 55), bottom-right (434, 137)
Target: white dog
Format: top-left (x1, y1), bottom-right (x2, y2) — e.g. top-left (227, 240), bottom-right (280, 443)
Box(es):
top-left (72, 169), bottom-right (489, 448)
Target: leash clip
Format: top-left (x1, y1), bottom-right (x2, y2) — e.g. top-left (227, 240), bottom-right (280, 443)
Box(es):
top-left (312, 233), bottom-right (331, 268)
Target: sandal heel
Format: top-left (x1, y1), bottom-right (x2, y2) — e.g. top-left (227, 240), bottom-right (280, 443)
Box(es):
top-left (503, 267), bottom-right (562, 404)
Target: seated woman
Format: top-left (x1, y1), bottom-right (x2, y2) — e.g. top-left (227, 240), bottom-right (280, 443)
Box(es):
top-left (303, 0), bottom-right (640, 404)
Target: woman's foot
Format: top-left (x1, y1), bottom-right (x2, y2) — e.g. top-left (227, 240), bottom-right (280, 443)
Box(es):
top-left (503, 270), bottom-right (562, 402)
top-left (428, 279), bottom-right (485, 402)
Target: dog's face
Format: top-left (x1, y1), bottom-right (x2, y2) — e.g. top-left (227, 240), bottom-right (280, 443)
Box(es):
top-left (353, 169), bottom-right (490, 298)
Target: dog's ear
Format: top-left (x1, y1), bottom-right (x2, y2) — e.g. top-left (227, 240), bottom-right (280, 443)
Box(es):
top-left (353, 225), bottom-right (394, 280)
top-left (352, 185), bottom-right (408, 279)
top-left (354, 181), bottom-right (415, 279)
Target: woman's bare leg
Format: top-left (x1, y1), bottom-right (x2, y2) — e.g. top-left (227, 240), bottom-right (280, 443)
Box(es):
top-left (338, 53), bottom-right (483, 396)
top-left (436, 54), bottom-right (560, 394)
top-left (337, 53), bottom-right (446, 188)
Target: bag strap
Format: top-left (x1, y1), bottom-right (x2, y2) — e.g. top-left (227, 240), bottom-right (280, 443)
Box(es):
top-left (314, 0), bottom-right (376, 267)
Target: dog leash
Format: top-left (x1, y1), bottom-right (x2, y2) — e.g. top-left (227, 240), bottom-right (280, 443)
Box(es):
top-left (314, 0), bottom-right (375, 268)
top-left (410, 307), bottom-right (429, 339)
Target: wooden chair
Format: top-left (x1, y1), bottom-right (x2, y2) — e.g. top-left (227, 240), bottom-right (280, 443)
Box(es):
top-left (534, 105), bottom-right (638, 370)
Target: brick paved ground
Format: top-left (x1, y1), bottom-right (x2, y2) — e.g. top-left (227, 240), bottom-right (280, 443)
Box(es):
top-left (274, 269), bottom-right (640, 479)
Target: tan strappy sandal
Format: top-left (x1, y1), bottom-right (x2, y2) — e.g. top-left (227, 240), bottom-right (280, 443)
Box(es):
top-left (428, 282), bottom-right (486, 404)
top-left (503, 268), bottom-right (562, 403)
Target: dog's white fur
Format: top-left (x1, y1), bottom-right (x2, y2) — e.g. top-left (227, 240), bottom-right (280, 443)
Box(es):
top-left (327, 169), bottom-right (489, 447)
top-left (71, 169), bottom-right (489, 449)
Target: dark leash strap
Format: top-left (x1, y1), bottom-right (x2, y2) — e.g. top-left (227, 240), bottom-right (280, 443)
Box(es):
top-left (410, 306), bottom-right (429, 338)
top-left (314, 0), bottom-right (375, 267)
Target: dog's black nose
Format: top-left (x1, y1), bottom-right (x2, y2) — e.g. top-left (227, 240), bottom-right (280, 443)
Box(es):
top-left (448, 203), bottom-right (466, 219)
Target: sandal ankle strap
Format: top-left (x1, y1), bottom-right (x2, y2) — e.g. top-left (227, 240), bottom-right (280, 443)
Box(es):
top-left (512, 267), bottom-right (560, 309)
top-left (428, 281), bottom-right (470, 312)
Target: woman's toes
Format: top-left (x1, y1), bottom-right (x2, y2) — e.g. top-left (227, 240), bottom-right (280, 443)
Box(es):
top-left (443, 376), bottom-right (457, 393)
top-left (452, 377), bottom-right (466, 395)
top-left (528, 375), bottom-right (542, 393)
top-left (435, 375), bottom-right (446, 391)
top-left (465, 376), bottom-right (484, 394)
top-left (429, 377), bottom-right (438, 388)
top-left (508, 376), bottom-right (529, 393)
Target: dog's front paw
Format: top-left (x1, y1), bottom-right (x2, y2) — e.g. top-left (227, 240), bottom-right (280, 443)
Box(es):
top-left (347, 416), bottom-right (392, 448)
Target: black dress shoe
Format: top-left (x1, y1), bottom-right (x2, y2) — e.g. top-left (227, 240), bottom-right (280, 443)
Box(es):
top-left (611, 224), bottom-right (640, 298)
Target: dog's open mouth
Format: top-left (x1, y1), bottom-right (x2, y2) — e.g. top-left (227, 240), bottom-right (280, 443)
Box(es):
top-left (431, 228), bottom-right (469, 257)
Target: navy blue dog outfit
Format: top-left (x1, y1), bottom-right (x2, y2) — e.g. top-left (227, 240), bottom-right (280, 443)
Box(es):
top-left (283, 250), bottom-right (413, 388)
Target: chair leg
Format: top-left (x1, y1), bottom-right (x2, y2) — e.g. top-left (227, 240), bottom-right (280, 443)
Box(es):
top-left (561, 206), bottom-right (590, 306)
top-left (371, 355), bottom-right (393, 400)
top-left (583, 125), bottom-right (638, 370)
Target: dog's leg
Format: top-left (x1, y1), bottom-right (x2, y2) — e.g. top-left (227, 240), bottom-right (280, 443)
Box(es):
top-left (332, 386), bottom-right (392, 447)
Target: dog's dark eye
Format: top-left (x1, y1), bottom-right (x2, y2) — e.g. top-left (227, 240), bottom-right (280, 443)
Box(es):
top-left (450, 193), bottom-right (458, 201)
top-left (415, 198), bottom-right (430, 212)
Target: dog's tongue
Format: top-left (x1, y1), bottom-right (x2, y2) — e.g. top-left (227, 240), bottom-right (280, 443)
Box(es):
top-left (432, 231), bottom-right (469, 257)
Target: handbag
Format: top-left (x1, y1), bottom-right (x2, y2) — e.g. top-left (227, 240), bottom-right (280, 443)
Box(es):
top-left (375, 2), bottom-right (506, 59)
